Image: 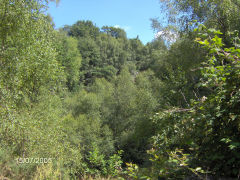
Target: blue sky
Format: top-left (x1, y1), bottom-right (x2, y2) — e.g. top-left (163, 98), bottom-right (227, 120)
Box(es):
top-left (48, 0), bottom-right (162, 44)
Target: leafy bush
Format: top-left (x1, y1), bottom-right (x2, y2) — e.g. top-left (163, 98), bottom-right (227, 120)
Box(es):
top-left (148, 26), bottom-right (240, 178)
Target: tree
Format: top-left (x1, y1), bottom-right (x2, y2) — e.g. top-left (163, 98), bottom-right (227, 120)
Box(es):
top-left (68, 20), bottom-right (100, 38)
top-left (56, 31), bottom-right (82, 91)
top-left (0, 0), bottom-right (64, 105)
top-left (156, 0), bottom-right (240, 45)
top-left (101, 26), bottom-right (127, 39)
top-left (111, 66), bottom-right (137, 138)
top-left (148, 27), bottom-right (240, 179)
top-left (0, 0), bottom-right (68, 179)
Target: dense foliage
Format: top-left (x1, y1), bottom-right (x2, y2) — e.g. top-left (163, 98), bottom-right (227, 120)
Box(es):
top-left (0, 0), bottom-right (239, 179)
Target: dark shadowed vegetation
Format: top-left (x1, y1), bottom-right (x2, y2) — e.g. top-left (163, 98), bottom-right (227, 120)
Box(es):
top-left (0, 0), bottom-right (239, 179)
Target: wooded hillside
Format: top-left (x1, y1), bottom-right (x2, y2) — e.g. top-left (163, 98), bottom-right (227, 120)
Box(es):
top-left (0, 0), bottom-right (239, 179)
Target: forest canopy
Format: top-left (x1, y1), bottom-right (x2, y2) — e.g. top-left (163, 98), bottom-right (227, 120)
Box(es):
top-left (0, 0), bottom-right (239, 179)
